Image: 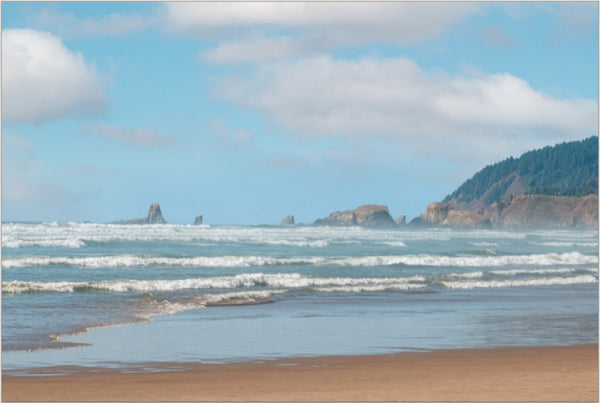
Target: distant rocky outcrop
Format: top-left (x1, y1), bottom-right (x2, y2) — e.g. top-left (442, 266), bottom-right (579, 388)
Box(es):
top-left (281, 215), bottom-right (295, 226)
top-left (411, 202), bottom-right (491, 229)
top-left (314, 205), bottom-right (397, 227)
top-left (396, 216), bottom-right (407, 225)
top-left (114, 202), bottom-right (166, 224)
top-left (194, 215), bottom-right (203, 225)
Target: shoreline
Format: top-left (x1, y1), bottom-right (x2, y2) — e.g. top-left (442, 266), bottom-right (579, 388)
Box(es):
top-left (3, 344), bottom-right (598, 401)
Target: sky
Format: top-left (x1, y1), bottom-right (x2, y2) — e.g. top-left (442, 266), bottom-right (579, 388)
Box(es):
top-left (1, 1), bottom-right (598, 224)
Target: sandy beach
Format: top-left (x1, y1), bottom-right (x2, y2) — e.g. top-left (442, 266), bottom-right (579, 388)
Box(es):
top-left (2, 344), bottom-right (597, 401)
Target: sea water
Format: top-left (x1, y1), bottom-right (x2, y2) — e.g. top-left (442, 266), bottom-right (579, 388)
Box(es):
top-left (2, 223), bottom-right (598, 373)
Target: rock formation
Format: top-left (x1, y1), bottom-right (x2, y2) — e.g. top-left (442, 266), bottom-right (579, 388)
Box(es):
top-left (194, 215), bottom-right (203, 225)
top-left (114, 202), bottom-right (166, 224)
top-left (396, 216), bottom-right (407, 225)
top-left (146, 203), bottom-right (165, 223)
top-left (413, 137), bottom-right (599, 229)
top-left (411, 194), bottom-right (598, 229)
top-left (488, 194), bottom-right (598, 229)
top-left (411, 202), bottom-right (491, 229)
top-left (314, 205), bottom-right (397, 227)
top-left (281, 215), bottom-right (295, 226)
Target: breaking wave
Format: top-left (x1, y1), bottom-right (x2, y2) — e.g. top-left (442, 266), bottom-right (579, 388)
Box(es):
top-left (3, 268), bottom-right (596, 295)
top-left (3, 251), bottom-right (596, 269)
top-left (2, 273), bottom-right (426, 294)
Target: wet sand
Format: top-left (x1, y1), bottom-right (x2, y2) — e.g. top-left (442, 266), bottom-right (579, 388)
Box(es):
top-left (2, 344), bottom-right (598, 401)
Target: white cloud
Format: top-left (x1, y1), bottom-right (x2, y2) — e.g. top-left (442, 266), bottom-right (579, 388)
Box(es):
top-left (212, 55), bottom-right (598, 164)
top-left (85, 125), bottom-right (175, 147)
top-left (27, 7), bottom-right (158, 38)
top-left (165, 2), bottom-right (480, 63)
top-left (483, 26), bottom-right (517, 49)
top-left (166, 2), bottom-right (477, 36)
top-left (2, 29), bottom-right (107, 123)
top-left (201, 35), bottom-right (310, 64)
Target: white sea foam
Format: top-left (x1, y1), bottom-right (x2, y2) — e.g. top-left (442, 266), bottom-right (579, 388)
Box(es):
top-left (1, 238), bottom-right (86, 249)
top-left (446, 267), bottom-right (598, 280)
top-left (442, 274), bottom-right (598, 290)
top-left (1, 255), bottom-right (327, 269)
top-left (2, 273), bottom-right (426, 294)
top-left (4, 251), bottom-right (596, 269)
top-left (380, 241), bottom-right (408, 247)
top-left (468, 242), bottom-right (499, 247)
top-left (490, 267), bottom-right (598, 276)
top-left (3, 269), bottom-right (596, 295)
top-left (141, 290), bottom-right (284, 316)
top-left (334, 252), bottom-right (597, 267)
top-left (530, 241), bottom-right (599, 248)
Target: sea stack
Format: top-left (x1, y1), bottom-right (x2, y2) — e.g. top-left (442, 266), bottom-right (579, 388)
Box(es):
top-left (281, 215), bottom-right (295, 226)
top-left (194, 215), bottom-right (203, 225)
top-left (113, 202), bottom-right (166, 224)
top-left (146, 203), bottom-right (166, 224)
top-left (313, 205), bottom-right (397, 228)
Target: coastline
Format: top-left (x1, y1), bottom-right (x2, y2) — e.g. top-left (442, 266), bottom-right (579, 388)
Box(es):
top-left (3, 344), bottom-right (597, 401)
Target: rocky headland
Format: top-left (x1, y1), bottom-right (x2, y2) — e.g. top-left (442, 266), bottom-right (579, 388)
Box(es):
top-left (411, 137), bottom-right (598, 229)
top-left (313, 205), bottom-right (397, 227)
top-left (411, 195), bottom-right (598, 229)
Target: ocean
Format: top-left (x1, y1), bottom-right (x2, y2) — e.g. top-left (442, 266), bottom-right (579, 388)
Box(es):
top-left (2, 222), bottom-right (598, 373)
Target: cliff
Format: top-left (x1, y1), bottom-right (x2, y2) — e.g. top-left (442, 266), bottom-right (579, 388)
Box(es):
top-left (314, 205), bottom-right (397, 227)
top-left (411, 203), bottom-right (491, 229)
top-left (488, 194), bottom-right (598, 229)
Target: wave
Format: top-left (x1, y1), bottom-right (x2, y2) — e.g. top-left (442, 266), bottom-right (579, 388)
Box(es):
top-left (4, 251), bottom-right (597, 269)
top-left (333, 252), bottom-right (597, 268)
top-left (140, 290), bottom-right (283, 316)
top-left (1, 255), bottom-right (327, 269)
top-left (2, 273), bottom-right (427, 294)
top-left (380, 241), bottom-right (408, 247)
top-left (3, 268), bottom-right (597, 295)
top-left (530, 241), bottom-right (598, 248)
top-left (445, 267), bottom-right (597, 280)
top-left (2, 239), bottom-right (86, 249)
top-left (442, 275), bottom-right (598, 290)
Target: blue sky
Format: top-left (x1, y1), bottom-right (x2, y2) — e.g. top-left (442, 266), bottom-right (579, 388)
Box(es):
top-left (2, 2), bottom-right (598, 224)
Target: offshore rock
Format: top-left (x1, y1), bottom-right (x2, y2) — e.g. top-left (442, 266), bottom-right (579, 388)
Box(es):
top-left (281, 215), bottom-right (295, 226)
top-left (314, 205), bottom-right (397, 227)
top-left (396, 216), bottom-right (407, 225)
top-left (114, 202), bottom-right (166, 224)
top-left (194, 215), bottom-right (203, 225)
top-left (146, 203), bottom-right (166, 223)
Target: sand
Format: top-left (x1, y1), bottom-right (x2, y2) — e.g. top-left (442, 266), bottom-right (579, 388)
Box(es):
top-left (2, 344), bottom-right (598, 401)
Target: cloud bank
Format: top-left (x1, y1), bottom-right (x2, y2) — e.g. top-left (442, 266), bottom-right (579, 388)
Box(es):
top-left (166, 2), bottom-right (481, 63)
top-left (2, 29), bottom-right (107, 123)
top-left (212, 55), bottom-right (598, 162)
